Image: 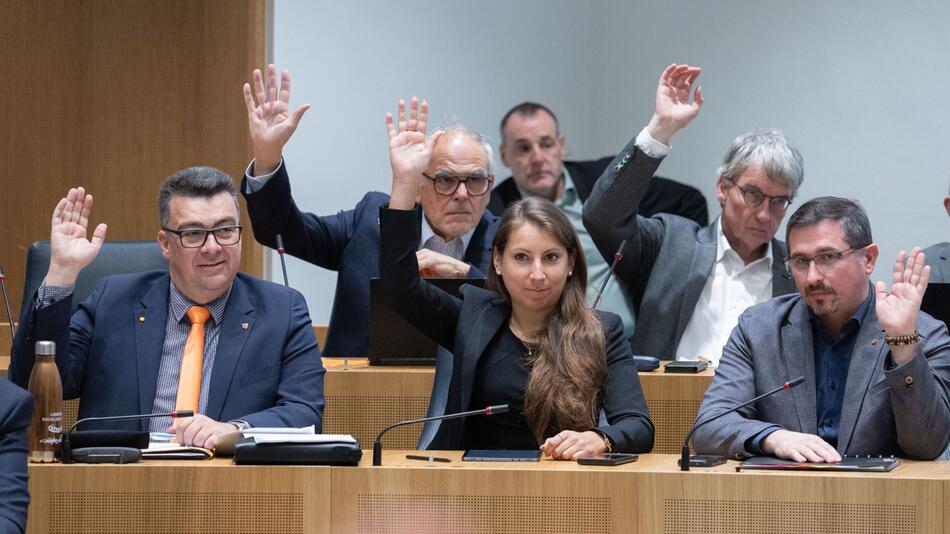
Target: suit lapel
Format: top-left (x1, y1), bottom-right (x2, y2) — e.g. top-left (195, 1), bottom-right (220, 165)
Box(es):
top-left (205, 277), bottom-right (255, 421)
top-left (674, 223), bottom-right (718, 344)
top-left (134, 274), bottom-right (171, 430)
top-left (459, 298), bottom-right (508, 413)
top-left (463, 211), bottom-right (496, 270)
top-left (782, 300), bottom-right (818, 434)
top-left (836, 304), bottom-right (886, 454)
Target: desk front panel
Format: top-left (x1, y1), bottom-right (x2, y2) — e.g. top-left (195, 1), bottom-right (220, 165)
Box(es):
top-left (27, 461), bottom-right (331, 534)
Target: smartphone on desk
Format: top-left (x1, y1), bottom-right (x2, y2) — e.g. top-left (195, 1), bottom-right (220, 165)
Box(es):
top-left (664, 360), bottom-right (708, 373)
top-left (576, 453), bottom-right (639, 466)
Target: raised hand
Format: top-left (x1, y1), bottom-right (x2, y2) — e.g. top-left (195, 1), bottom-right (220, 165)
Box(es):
top-left (876, 248), bottom-right (930, 363)
top-left (243, 64), bottom-right (311, 175)
top-left (45, 187), bottom-right (107, 287)
top-left (647, 63), bottom-right (704, 145)
top-left (386, 96), bottom-right (442, 210)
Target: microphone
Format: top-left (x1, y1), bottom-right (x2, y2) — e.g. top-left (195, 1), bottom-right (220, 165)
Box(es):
top-left (0, 265), bottom-right (16, 340)
top-left (680, 377), bottom-right (804, 470)
top-left (589, 240), bottom-right (659, 372)
top-left (591, 240), bottom-right (626, 309)
top-left (373, 404), bottom-right (509, 466)
top-left (61, 409), bottom-right (194, 463)
top-left (275, 234), bottom-right (290, 287)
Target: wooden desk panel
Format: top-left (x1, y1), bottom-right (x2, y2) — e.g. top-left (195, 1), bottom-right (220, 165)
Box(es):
top-left (27, 454), bottom-right (950, 534)
top-left (27, 460), bottom-right (331, 534)
top-left (322, 358), bottom-right (433, 450)
top-left (636, 457), bottom-right (948, 534)
top-left (333, 451), bottom-right (637, 534)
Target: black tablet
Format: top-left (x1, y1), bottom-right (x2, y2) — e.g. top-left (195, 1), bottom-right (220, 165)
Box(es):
top-left (462, 449), bottom-right (542, 462)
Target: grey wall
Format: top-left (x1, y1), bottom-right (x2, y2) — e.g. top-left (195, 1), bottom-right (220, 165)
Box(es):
top-left (271, 0), bottom-right (950, 324)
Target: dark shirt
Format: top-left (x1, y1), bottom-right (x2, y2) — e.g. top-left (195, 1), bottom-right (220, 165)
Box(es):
top-left (465, 326), bottom-right (538, 450)
top-left (810, 286), bottom-right (873, 447)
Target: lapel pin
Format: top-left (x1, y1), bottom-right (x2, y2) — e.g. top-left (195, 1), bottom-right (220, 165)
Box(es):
top-left (241, 322), bottom-right (249, 330)
top-left (138, 316), bottom-right (145, 322)
top-left (871, 338), bottom-right (879, 345)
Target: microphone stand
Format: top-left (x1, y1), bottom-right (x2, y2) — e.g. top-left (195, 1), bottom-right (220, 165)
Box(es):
top-left (62, 410), bottom-right (194, 463)
top-left (373, 405), bottom-right (509, 466)
top-left (0, 265), bottom-right (16, 340)
top-left (680, 377), bottom-right (804, 471)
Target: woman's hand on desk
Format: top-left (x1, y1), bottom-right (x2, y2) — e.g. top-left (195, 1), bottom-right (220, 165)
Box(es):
top-left (540, 430), bottom-right (608, 460)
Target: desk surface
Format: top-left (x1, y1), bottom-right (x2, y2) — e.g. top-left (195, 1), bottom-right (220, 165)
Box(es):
top-left (28, 453), bottom-right (950, 534)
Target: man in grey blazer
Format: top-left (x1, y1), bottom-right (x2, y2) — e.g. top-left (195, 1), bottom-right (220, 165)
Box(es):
top-left (922, 180), bottom-right (949, 283)
top-left (693, 197), bottom-right (950, 461)
top-left (582, 64), bottom-right (801, 365)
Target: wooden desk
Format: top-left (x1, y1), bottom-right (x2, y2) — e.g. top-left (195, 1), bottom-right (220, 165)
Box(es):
top-left (322, 358), bottom-right (713, 453)
top-left (28, 454), bottom-right (949, 533)
top-left (27, 459), bottom-right (332, 534)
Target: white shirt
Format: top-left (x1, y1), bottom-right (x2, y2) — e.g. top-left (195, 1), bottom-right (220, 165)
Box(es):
top-left (674, 218), bottom-right (774, 367)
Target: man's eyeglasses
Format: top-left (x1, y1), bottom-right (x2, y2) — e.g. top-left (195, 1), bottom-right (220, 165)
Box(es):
top-left (724, 177), bottom-right (792, 214)
top-left (783, 245), bottom-right (869, 275)
top-left (162, 225), bottom-right (243, 248)
top-left (422, 172), bottom-right (492, 196)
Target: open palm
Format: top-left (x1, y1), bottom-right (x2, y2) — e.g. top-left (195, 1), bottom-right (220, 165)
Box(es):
top-left (243, 64), bottom-right (310, 167)
top-left (48, 187), bottom-right (107, 281)
top-left (875, 248), bottom-right (929, 335)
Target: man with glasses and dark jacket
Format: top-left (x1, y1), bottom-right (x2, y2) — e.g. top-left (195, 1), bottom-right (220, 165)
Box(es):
top-left (9, 170), bottom-right (325, 450)
top-left (240, 65), bottom-right (498, 357)
top-left (583, 64), bottom-right (802, 366)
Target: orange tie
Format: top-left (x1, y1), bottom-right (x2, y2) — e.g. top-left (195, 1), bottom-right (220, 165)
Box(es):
top-left (175, 306), bottom-right (211, 412)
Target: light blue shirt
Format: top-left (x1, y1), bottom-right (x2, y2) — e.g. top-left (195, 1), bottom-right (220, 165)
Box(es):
top-left (555, 168), bottom-right (636, 339)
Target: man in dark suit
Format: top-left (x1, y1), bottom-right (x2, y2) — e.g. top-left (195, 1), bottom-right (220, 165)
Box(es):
top-left (694, 197), bottom-right (950, 461)
top-left (490, 102), bottom-right (708, 342)
top-left (583, 64), bottom-right (801, 365)
top-left (9, 168), bottom-right (324, 449)
top-left (240, 65), bottom-right (498, 357)
top-left (0, 378), bottom-right (32, 534)
top-left (923, 180), bottom-right (950, 283)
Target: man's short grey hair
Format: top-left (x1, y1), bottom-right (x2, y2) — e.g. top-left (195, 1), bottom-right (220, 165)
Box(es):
top-left (435, 123), bottom-right (496, 176)
top-left (158, 166), bottom-right (239, 227)
top-left (717, 129), bottom-right (804, 197)
top-left (785, 196), bottom-right (872, 249)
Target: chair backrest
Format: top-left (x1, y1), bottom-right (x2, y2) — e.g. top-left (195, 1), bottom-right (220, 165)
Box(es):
top-left (19, 240), bottom-right (168, 317)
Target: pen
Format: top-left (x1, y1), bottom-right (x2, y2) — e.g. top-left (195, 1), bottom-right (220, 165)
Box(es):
top-left (406, 454), bottom-right (451, 463)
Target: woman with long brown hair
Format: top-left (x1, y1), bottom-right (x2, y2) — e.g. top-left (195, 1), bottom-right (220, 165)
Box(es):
top-left (379, 100), bottom-right (653, 458)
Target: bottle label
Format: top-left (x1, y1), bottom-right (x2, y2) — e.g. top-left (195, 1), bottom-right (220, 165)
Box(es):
top-left (39, 412), bottom-right (63, 445)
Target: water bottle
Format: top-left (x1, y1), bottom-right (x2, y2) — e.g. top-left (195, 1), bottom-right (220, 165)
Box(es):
top-left (28, 340), bottom-right (63, 462)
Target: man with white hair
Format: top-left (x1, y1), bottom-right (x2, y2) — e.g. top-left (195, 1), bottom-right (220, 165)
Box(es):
top-left (240, 65), bottom-right (499, 357)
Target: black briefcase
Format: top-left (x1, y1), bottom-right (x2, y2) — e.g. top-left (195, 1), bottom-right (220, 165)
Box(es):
top-left (232, 437), bottom-right (363, 465)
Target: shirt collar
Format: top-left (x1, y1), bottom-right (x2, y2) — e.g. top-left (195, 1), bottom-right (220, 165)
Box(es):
top-left (419, 213), bottom-right (476, 253)
top-left (169, 279), bottom-right (232, 325)
top-left (715, 216), bottom-right (774, 268)
top-left (514, 165), bottom-right (578, 207)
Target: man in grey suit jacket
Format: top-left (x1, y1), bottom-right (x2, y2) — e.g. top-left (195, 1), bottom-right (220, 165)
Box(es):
top-left (582, 64), bottom-right (801, 364)
top-left (694, 197), bottom-right (950, 461)
top-left (922, 181), bottom-right (949, 283)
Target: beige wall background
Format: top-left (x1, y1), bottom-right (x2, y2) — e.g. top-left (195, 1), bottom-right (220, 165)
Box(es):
top-left (0, 0), bottom-right (266, 319)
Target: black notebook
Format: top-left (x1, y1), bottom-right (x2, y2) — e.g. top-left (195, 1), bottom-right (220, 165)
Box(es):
top-left (736, 455), bottom-right (900, 473)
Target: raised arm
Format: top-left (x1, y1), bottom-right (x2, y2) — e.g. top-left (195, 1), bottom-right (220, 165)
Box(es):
top-left (379, 97), bottom-right (462, 350)
top-left (582, 64), bottom-right (703, 302)
top-left (243, 64), bottom-right (311, 176)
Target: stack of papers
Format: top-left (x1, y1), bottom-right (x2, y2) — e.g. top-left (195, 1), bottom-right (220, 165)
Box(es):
top-left (141, 442), bottom-right (214, 460)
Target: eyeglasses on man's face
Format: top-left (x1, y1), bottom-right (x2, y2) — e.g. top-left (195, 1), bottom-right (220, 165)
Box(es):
top-left (422, 172), bottom-right (492, 196)
top-left (725, 176), bottom-right (792, 214)
top-left (162, 225), bottom-right (243, 248)
top-left (783, 245), bottom-right (868, 276)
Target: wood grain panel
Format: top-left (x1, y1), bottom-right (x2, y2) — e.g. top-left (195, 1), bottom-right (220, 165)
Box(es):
top-left (0, 0), bottom-right (266, 321)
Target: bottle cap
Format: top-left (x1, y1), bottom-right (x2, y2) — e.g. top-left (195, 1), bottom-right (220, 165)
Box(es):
top-left (35, 340), bottom-right (56, 356)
